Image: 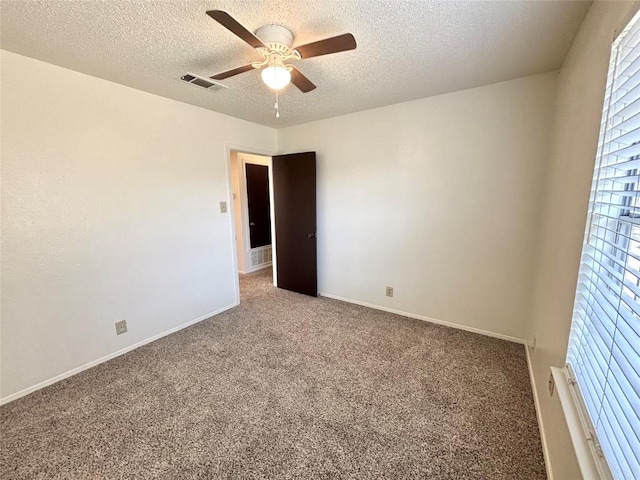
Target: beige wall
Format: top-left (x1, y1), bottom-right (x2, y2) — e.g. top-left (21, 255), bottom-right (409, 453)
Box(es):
top-left (0, 51), bottom-right (277, 401)
top-left (230, 151), bottom-right (245, 272)
top-left (279, 72), bottom-right (557, 342)
top-left (528, 2), bottom-right (640, 479)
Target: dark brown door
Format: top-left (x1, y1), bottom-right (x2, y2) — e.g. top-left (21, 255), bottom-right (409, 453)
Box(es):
top-left (245, 163), bottom-right (271, 248)
top-left (272, 152), bottom-right (317, 297)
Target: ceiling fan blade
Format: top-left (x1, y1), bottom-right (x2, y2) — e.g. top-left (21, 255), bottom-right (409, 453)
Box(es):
top-left (206, 10), bottom-right (266, 49)
top-left (290, 67), bottom-right (316, 93)
top-left (294, 33), bottom-right (356, 59)
top-left (210, 64), bottom-right (255, 80)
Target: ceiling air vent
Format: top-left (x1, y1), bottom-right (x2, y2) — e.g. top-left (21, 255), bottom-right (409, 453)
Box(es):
top-left (180, 72), bottom-right (228, 92)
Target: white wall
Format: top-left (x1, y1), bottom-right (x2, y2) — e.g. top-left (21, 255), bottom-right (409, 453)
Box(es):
top-left (278, 73), bottom-right (557, 341)
top-left (0, 50), bottom-right (277, 401)
top-left (528, 2), bottom-right (640, 479)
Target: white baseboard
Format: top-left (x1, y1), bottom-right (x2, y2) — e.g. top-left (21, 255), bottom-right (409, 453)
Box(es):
top-left (526, 346), bottom-right (554, 480)
top-left (0, 302), bottom-right (238, 406)
top-left (318, 292), bottom-right (526, 344)
top-left (240, 262), bottom-right (272, 274)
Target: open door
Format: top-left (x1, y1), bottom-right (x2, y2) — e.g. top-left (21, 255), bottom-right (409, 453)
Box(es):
top-left (272, 152), bottom-right (317, 297)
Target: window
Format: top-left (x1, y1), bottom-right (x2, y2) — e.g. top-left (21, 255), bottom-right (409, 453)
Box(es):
top-left (567, 10), bottom-right (640, 480)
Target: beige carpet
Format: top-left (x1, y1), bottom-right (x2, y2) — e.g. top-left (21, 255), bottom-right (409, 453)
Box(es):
top-left (1, 268), bottom-right (545, 479)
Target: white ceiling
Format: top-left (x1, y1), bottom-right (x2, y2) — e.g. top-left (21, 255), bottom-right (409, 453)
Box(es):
top-left (1, 0), bottom-right (590, 128)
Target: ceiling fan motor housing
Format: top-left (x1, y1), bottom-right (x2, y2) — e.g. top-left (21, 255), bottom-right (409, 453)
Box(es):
top-left (255, 24), bottom-right (294, 49)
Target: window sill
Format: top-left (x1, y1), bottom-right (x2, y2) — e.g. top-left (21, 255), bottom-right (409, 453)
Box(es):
top-left (551, 367), bottom-right (610, 480)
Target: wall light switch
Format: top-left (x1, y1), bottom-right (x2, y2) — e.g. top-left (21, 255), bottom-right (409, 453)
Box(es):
top-left (220, 201), bottom-right (228, 213)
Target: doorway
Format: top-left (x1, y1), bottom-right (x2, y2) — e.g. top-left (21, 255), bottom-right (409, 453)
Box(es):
top-left (226, 146), bottom-right (318, 303)
top-left (229, 151), bottom-right (274, 276)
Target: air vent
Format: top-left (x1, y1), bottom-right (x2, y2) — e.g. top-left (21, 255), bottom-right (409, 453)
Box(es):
top-left (180, 72), bottom-right (228, 92)
top-left (250, 246), bottom-right (272, 267)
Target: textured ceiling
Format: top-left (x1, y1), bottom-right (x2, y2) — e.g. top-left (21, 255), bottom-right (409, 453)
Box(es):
top-left (0, 0), bottom-right (590, 128)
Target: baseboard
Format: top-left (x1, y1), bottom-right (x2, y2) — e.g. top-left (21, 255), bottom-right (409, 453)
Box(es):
top-left (0, 302), bottom-right (238, 406)
top-left (318, 292), bottom-right (526, 345)
top-left (241, 263), bottom-right (272, 274)
top-left (526, 346), bottom-right (554, 480)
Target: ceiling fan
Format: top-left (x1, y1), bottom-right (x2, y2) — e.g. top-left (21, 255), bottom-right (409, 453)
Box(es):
top-left (205, 10), bottom-right (357, 93)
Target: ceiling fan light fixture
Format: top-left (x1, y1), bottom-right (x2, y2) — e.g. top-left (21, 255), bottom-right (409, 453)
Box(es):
top-left (206, 11), bottom-right (356, 95)
top-left (261, 65), bottom-right (291, 90)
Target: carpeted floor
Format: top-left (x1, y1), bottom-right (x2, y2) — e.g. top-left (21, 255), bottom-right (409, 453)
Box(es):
top-left (1, 268), bottom-right (546, 479)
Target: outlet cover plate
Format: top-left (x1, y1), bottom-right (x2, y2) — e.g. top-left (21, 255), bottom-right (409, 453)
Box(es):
top-left (386, 286), bottom-right (394, 297)
top-left (115, 320), bottom-right (128, 335)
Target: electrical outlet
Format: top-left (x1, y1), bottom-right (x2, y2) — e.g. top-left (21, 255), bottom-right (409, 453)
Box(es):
top-left (115, 320), bottom-right (127, 336)
top-left (220, 201), bottom-right (228, 213)
top-left (548, 371), bottom-right (555, 397)
top-left (386, 286), bottom-right (394, 297)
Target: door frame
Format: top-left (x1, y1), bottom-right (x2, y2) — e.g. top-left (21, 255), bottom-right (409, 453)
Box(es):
top-left (224, 143), bottom-right (278, 305)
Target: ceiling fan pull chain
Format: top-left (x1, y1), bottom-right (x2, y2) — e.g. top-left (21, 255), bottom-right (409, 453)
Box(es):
top-left (275, 92), bottom-right (280, 118)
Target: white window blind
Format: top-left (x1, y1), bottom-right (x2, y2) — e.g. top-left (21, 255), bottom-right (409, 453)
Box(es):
top-left (567, 9), bottom-right (640, 480)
